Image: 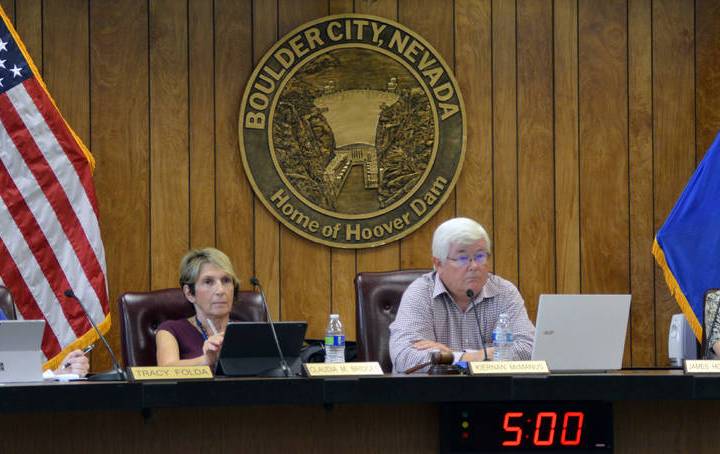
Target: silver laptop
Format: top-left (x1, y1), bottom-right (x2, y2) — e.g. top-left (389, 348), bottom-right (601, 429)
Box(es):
top-left (531, 294), bottom-right (631, 372)
top-left (0, 320), bottom-right (45, 383)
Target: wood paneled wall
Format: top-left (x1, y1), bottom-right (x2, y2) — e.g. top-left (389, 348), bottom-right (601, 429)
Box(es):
top-left (2, 0), bottom-right (719, 369)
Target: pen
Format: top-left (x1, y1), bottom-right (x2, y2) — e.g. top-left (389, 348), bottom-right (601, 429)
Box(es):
top-left (62, 344), bottom-right (96, 370)
top-left (206, 319), bottom-right (219, 336)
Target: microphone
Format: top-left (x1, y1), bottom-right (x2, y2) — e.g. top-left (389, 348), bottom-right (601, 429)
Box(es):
top-left (467, 289), bottom-right (489, 361)
top-left (404, 350), bottom-right (455, 374)
top-left (63, 289), bottom-right (126, 381)
top-left (249, 277), bottom-right (291, 377)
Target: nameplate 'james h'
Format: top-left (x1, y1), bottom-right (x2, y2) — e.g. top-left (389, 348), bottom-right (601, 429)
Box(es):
top-left (239, 14), bottom-right (466, 248)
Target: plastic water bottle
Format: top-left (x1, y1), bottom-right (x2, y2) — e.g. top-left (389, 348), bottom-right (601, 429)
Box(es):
top-left (492, 313), bottom-right (513, 361)
top-left (324, 314), bottom-right (345, 363)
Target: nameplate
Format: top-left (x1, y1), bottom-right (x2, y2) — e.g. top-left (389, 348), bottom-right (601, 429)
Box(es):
top-left (303, 362), bottom-right (384, 377)
top-left (684, 360), bottom-right (720, 374)
top-left (129, 366), bottom-right (213, 381)
top-left (469, 360), bottom-right (549, 375)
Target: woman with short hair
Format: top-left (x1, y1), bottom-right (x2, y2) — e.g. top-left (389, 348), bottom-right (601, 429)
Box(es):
top-left (155, 248), bottom-right (240, 367)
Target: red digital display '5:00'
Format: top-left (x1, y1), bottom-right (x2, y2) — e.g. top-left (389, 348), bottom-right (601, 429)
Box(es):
top-left (502, 411), bottom-right (584, 446)
top-left (440, 401), bottom-right (613, 452)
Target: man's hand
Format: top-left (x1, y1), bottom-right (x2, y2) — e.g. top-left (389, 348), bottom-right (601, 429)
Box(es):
top-left (413, 340), bottom-right (452, 352)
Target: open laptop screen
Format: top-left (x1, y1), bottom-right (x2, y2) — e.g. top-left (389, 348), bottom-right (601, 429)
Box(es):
top-left (0, 319), bottom-right (45, 383)
top-left (215, 321), bottom-right (307, 377)
top-left (531, 294), bottom-right (631, 372)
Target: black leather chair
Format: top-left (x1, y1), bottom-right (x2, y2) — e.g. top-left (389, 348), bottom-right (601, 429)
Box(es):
top-left (0, 285), bottom-right (16, 320)
top-left (702, 288), bottom-right (720, 358)
top-left (354, 269), bottom-right (430, 372)
top-left (118, 288), bottom-right (267, 367)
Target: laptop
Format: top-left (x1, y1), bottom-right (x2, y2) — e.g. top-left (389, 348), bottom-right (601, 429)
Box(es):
top-left (0, 320), bottom-right (45, 383)
top-left (531, 294), bottom-right (631, 372)
top-left (215, 321), bottom-right (307, 377)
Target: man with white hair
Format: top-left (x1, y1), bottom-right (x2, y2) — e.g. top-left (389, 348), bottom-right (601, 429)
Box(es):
top-left (389, 217), bottom-right (535, 373)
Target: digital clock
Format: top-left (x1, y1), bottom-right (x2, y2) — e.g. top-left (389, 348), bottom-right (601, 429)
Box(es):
top-left (440, 401), bottom-right (612, 452)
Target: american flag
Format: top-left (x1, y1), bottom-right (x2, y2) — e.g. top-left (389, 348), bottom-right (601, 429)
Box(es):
top-left (0, 8), bottom-right (109, 369)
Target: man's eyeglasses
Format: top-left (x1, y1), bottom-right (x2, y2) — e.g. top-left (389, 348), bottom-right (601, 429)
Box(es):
top-left (446, 252), bottom-right (490, 267)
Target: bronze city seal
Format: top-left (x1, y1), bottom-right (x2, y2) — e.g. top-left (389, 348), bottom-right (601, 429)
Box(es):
top-left (239, 14), bottom-right (465, 248)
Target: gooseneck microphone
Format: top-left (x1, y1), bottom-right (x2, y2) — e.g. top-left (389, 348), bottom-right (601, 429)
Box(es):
top-left (249, 277), bottom-right (291, 377)
top-left (467, 289), bottom-right (489, 361)
top-left (63, 289), bottom-right (126, 381)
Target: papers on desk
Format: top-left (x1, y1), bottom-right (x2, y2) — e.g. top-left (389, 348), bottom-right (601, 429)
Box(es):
top-left (42, 369), bottom-right (82, 382)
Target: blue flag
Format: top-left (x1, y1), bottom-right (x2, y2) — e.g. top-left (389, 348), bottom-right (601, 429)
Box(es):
top-left (653, 131), bottom-right (720, 340)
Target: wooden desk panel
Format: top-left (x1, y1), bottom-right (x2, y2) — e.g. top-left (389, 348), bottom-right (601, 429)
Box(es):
top-left (0, 405), bottom-right (438, 454)
top-left (2, 372), bottom-right (720, 452)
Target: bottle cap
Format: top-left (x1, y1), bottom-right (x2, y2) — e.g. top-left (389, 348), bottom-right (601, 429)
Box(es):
top-left (330, 314), bottom-right (339, 318)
